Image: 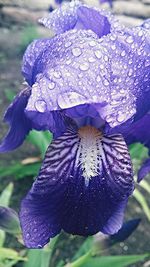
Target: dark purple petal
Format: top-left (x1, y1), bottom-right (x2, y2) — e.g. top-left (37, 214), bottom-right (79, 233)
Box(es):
top-left (20, 127), bottom-right (134, 248)
top-left (122, 113), bottom-right (150, 151)
top-left (39, 1), bottom-right (117, 36)
top-left (25, 26), bottom-right (150, 131)
top-left (138, 158), bottom-right (150, 182)
top-left (0, 88), bottom-right (32, 152)
top-left (75, 6), bottom-right (111, 37)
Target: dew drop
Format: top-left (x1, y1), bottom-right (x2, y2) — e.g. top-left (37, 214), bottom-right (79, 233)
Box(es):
top-left (96, 75), bottom-right (101, 82)
top-left (66, 59), bottom-right (72, 65)
top-left (79, 62), bottom-right (89, 71)
top-left (72, 47), bottom-right (82, 57)
top-left (57, 92), bottom-right (86, 109)
top-left (26, 233), bottom-right (30, 239)
top-left (103, 79), bottom-right (109, 86)
top-left (104, 55), bottom-right (108, 62)
top-left (117, 113), bottom-right (126, 122)
top-left (121, 51), bottom-right (126, 57)
top-left (89, 40), bottom-right (96, 47)
top-left (94, 50), bottom-right (102, 59)
top-left (65, 41), bottom-right (72, 48)
top-left (48, 82), bottom-right (55, 89)
top-left (126, 36), bottom-right (134, 44)
top-left (35, 100), bottom-right (47, 113)
top-left (128, 69), bottom-right (133, 76)
top-left (145, 60), bottom-right (150, 67)
top-left (53, 71), bottom-right (61, 79)
top-left (88, 57), bottom-right (96, 63)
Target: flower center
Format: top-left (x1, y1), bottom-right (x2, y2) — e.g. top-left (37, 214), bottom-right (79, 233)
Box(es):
top-left (77, 126), bottom-right (103, 185)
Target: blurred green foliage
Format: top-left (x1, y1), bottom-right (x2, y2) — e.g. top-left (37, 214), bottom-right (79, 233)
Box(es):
top-left (19, 25), bottom-right (39, 54)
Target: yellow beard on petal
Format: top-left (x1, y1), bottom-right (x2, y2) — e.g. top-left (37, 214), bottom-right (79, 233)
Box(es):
top-left (77, 126), bottom-right (103, 185)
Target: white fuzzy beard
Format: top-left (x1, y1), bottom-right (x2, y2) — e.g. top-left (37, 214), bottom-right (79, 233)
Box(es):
top-left (77, 126), bottom-right (103, 186)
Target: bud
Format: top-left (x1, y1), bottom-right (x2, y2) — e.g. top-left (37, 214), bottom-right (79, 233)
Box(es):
top-left (0, 206), bottom-right (21, 234)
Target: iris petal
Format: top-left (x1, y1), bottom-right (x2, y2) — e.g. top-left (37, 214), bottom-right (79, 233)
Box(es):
top-left (22, 39), bottom-right (52, 86)
top-left (20, 127), bottom-right (134, 248)
top-left (25, 26), bottom-right (150, 131)
top-left (0, 88), bottom-right (32, 152)
top-left (39, 1), bottom-right (115, 36)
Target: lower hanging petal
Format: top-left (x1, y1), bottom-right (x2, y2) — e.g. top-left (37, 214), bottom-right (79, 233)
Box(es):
top-left (0, 87), bottom-right (32, 152)
top-left (20, 126), bottom-right (134, 248)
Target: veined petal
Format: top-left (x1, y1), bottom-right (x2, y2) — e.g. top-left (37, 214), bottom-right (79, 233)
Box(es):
top-left (0, 87), bottom-right (32, 152)
top-left (25, 26), bottom-right (150, 130)
top-left (20, 126), bottom-right (134, 248)
top-left (39, 1), bottom-right (116, 36)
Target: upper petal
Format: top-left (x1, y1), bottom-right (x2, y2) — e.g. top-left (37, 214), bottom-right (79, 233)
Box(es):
top-left (22, 39), bottom-right (52, 86)
top-left (20, 127), bottom-right (134, 248)
top-left (25, 25), bottom-right (150, 130)
top-left (0, 87), bottom-right (32, 152)
top-left (39, 1), bottom-right (116, 37)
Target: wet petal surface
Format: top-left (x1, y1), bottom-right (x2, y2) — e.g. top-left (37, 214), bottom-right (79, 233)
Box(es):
top-left (24, 26), bottom-right (150, 131)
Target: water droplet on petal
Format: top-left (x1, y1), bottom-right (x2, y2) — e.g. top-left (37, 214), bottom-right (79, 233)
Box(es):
top-left (48, 82), bottom-right (55, 90)
top-left (104, 55), bottom-right (108, 62)
top-left (79, 62), bottom-right (89, 71)
top-left (89, 40), bottom-right (96, 47)
top-left (72, 47), bottom-right (82, 57)
top-left (88, 57), bottom-right (96, 63)
top-left (65, 41), bottom-right (72, 48)
top-left (26, 233), bottom-right (30, 239)
top-left (126, 36), bottom-right (134, 44)
top-left (117, 113), bottom-right (126, 122)
top-left (66, 59), bottom-right (72, 65)
top-left (96, 75), bottom-right (101, 82)
top-left (103, 79), bottom-right (109, 86)
top-left (94, 50), bottom-right (102, 59)
top-left (53, 71), bottom-right (61, 79)
top-left (121, 51), bottom-right (126, 57)
top-left (145, 60), bottom-right (150, 67)
top-left (57, 92), bottom-right (87, 109)
top-left (35, 100), bottom-right (47, 113)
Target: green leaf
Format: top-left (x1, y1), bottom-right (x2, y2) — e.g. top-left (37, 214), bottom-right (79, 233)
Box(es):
top-left (129, 143), bottom-right (148, 160)
top-left (0, 231), bottom-right (5, 247)
top-left (24, 237), bottom-right (59, 267)
top-left (0, 248), bottom-right (25, 261)
top-left (0, 184), bottom-right (13, 246)
top-left (0, 183), bottom-right (13, 207)
top-left (139, 180), bottom-right (150, 194)
top-left (4, 89), bottom-right (16, 102)
top-left (26, 130), bottom-right (52, 158)
top-left (23, 250), bottom-right (42, 267)
top-left (73, 237), bottom-right (93, 260)
top-left (0, 162), bottom-right (40, 179)
top-left (2, 259), bottom-right (20, 267)
top-left (133, 189), bottom-right (150, 220)
top-left (79, 254), bottom-right (149, 267)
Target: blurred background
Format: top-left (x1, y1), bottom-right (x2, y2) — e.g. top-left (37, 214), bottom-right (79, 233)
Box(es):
top-left (0, 0), bottom-right (150, 266)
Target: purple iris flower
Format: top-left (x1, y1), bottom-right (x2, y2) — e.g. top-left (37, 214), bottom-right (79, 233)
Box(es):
top-left (0, 1), bottom-right (150, 248)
